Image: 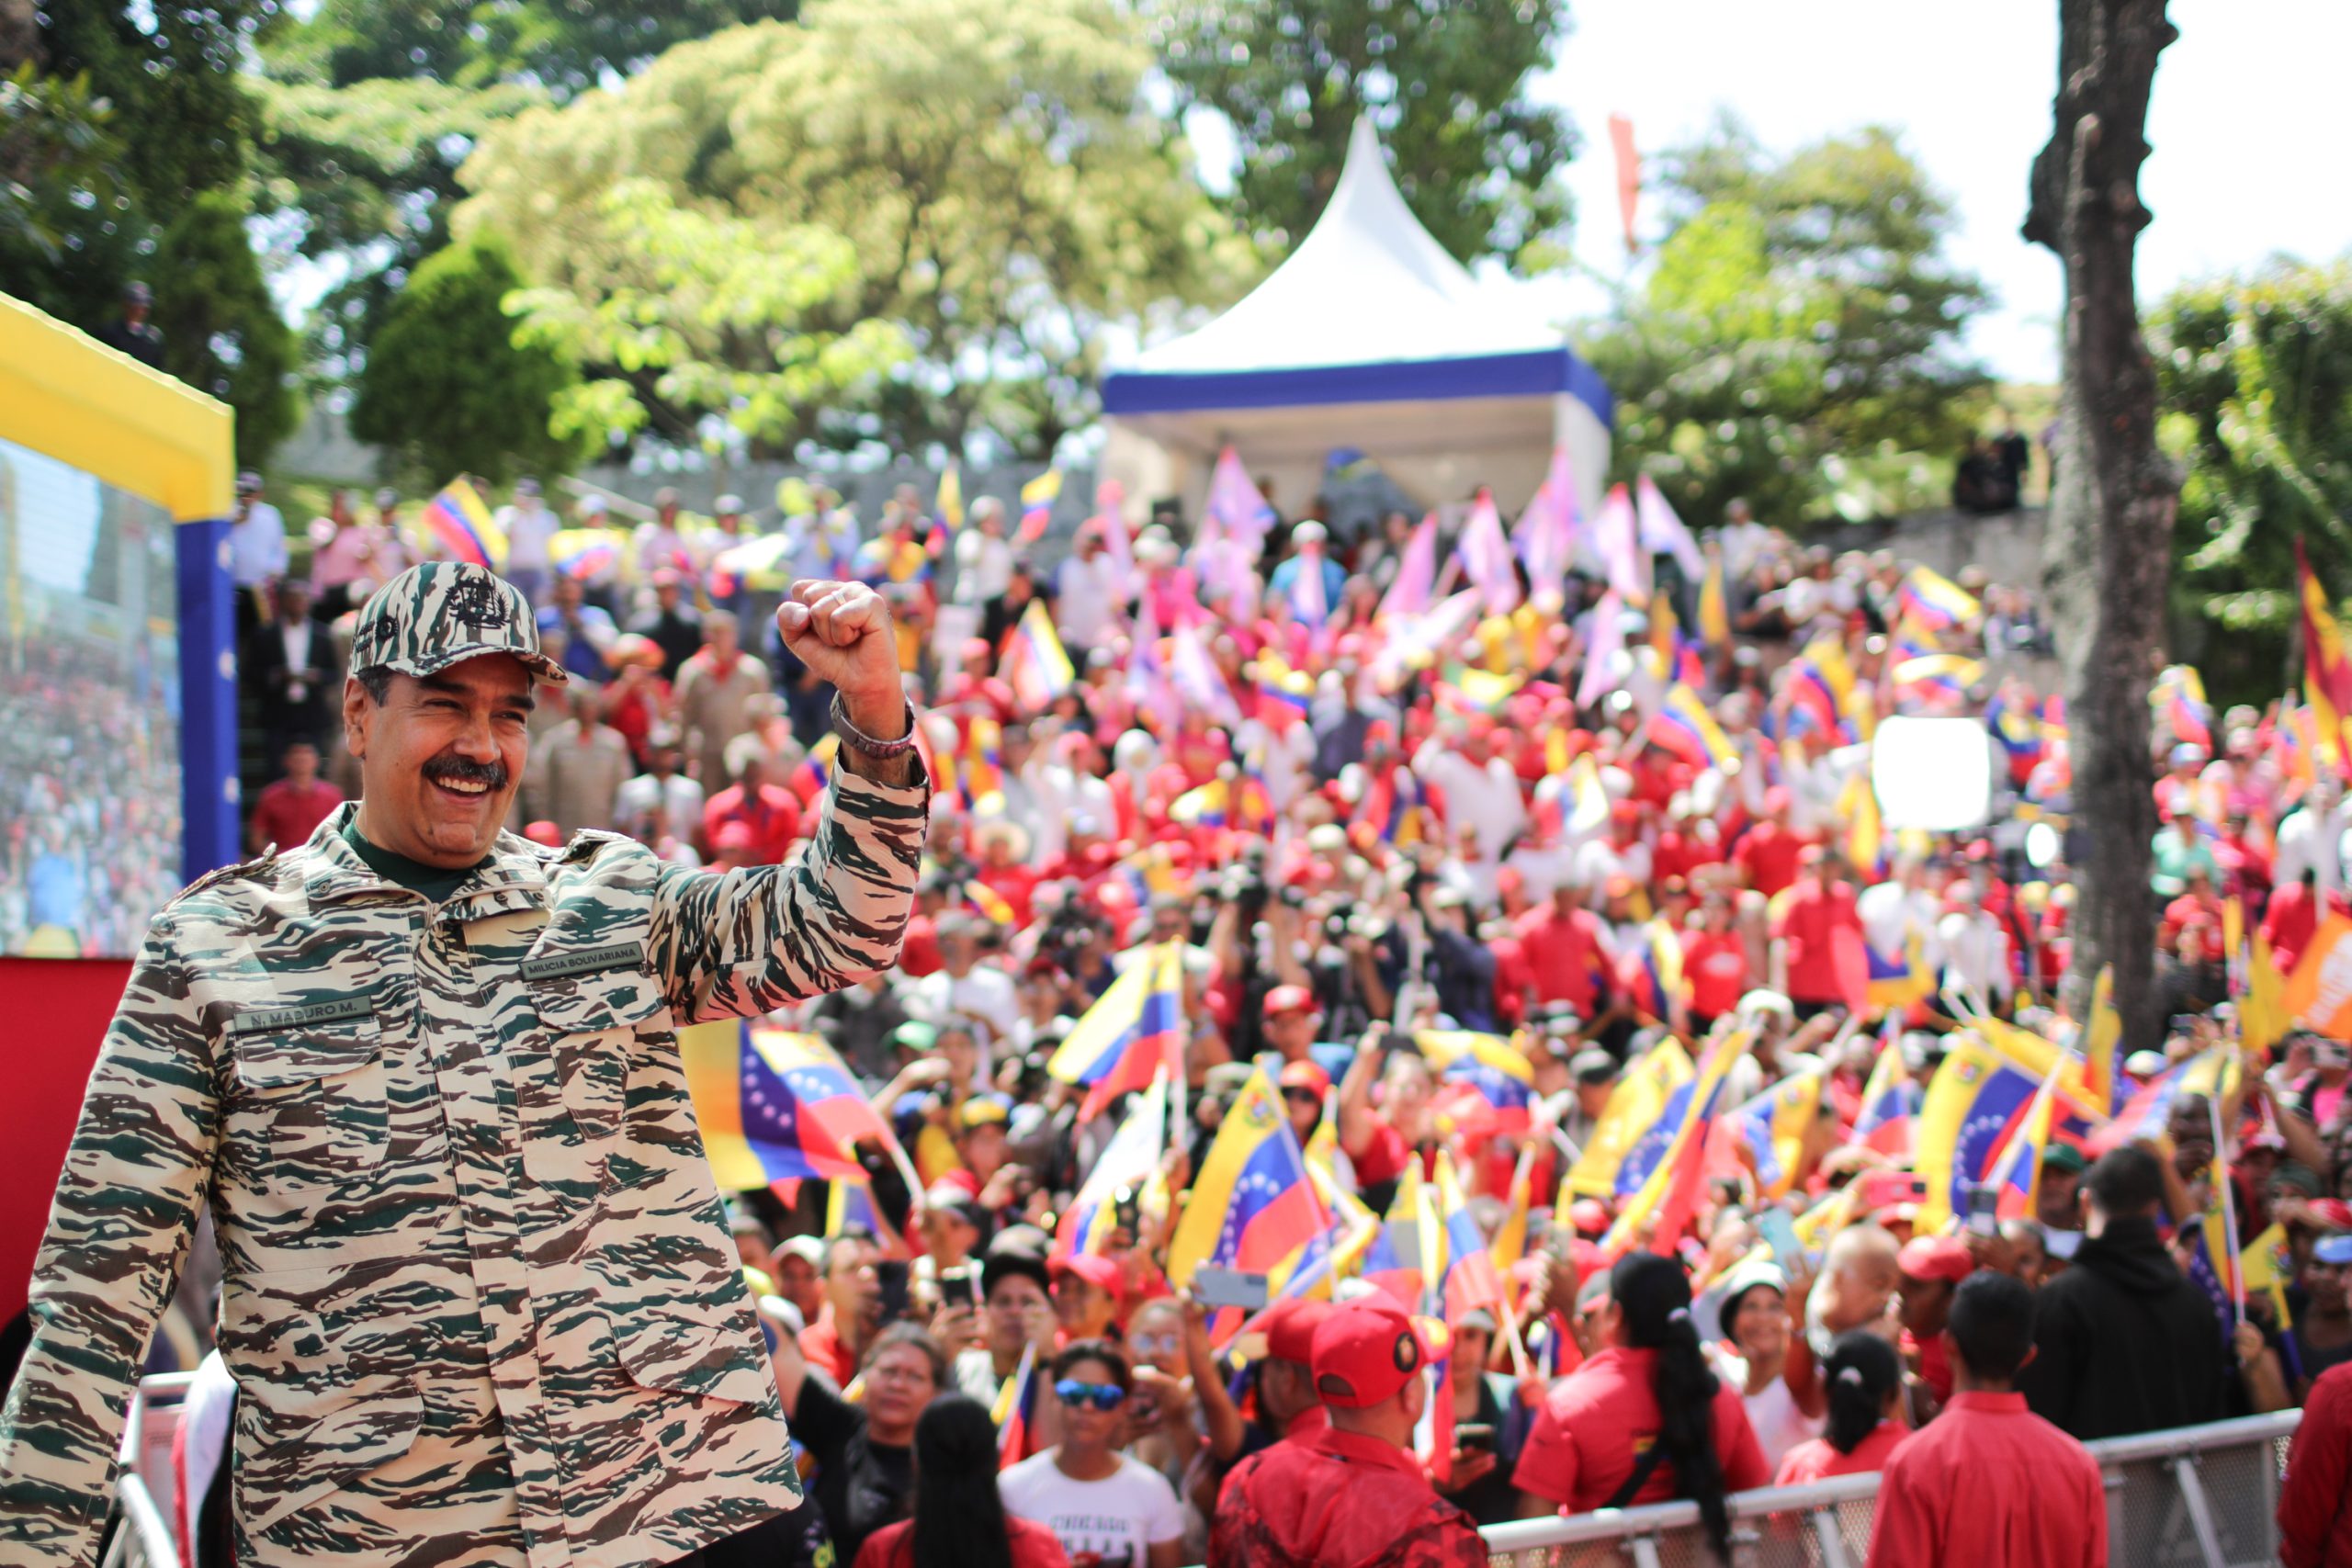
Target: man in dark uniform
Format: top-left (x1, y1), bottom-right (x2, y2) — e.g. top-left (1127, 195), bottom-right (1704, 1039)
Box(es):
top-left (1211, 1296), bottom-right (1486, 1568)
top-left (94, 280), bottom-right (165, 367)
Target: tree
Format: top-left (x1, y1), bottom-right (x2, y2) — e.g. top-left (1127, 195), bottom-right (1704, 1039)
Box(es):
top-left (1146, 0), bottom-right (1575, 269)
top-left (350, 233), bottom-right (586, 489)
top-left (2024, 0), bottom-right (2177, 1048)
top-left (458, 0), bottom-right (1247, 457)
top-left (154, 190), bottom-right (302, 468)
top-left (1581, 121), bottom-right (1990, 529)
top-left (267, 0), bottom-right (800, 100)
top-left (2151, 260), bottom-right (2352, 709)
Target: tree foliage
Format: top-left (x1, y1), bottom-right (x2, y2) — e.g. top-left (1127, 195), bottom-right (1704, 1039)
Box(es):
top-left (1146, 0), bottom-right (1575, 269)
top-left (266, 0), bottom-right (799, 99)
top-left (458, 0), bottom-right (1248, 458)
top-left (0, 3), bottom-right (302, 464)
top-left (350, 232), bottom-right (585, 488)
top-left (1581, 119), bottom-right (1990, 530)
top-left (154, 190), bottom-right (302, 467)
top-left (2152, 259), bottom-right (2352, 708)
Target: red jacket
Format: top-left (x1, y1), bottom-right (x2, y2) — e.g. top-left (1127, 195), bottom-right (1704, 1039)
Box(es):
top-left (2282, 1361), bottom-right (2352, 1568)
top-left (1212, 1427), bottom-right (1486, 1568)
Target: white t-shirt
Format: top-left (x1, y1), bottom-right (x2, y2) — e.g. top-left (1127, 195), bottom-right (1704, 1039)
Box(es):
top-left (999, 1449), bottom-right (1185, 1568)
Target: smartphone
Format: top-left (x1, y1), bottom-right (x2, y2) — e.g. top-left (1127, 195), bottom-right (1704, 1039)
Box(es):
top-left (1192, 1266), bottom-right (1271, 1313)
top-left (1966, 1183), bottom-right (2000, 1239)
top-left (876, 1259), bottom-right (911, 1325)
top-left (1454, 1423), bottom-right (1497, 1452)
top-left (1856, 1169), bottom-right (1928, 1214)
top-left (1112, 1185), bottom-right (1139, 1238)
top-left (941, 1265), bottom-right (982, 1310)
top-left (1755, 1208), bottom-right (1805, 1267)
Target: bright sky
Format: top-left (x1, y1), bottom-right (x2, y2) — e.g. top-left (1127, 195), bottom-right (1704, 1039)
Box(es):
top-left (1521, 0), bottom-right (2352, 382)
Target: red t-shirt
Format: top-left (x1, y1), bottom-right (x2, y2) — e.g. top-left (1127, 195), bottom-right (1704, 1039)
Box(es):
top-left (1775, 879), bottom-right (1860, 1007)
top-left (1734, 823), bottom-right (1807, 897)
top-left (1679, 927), bottom-right (1748, 1020)
top-left (2278, 1359), bottom-right (2352, 1568)
top-left (1773, 1421), bottom-right (1905, 1484)
top-left (1864, 1393), bottom-right (2105, 1568)
top-left (854, 1515), bottom-right (1069, 1568)
top-left (703, 782), bottom-right (802, 864)
top-left (797, 1315), bottom-right (861, 1389)
top-left (248, 779), bottom-right (344, 854)
top-left (1515, 905), bottom-right (1611, 1012)
top-left (1512, 1347), bottom-right (1770, 1513)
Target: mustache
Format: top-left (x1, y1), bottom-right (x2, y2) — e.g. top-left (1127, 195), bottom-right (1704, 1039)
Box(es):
top-left (424, 754), bottom-right (511, 792)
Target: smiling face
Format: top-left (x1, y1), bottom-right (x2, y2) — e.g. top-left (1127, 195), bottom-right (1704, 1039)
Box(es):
top-left (345, 655), bottom-right (535, 868)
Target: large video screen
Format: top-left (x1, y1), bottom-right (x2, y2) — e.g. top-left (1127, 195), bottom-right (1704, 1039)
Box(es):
top-left (0, 435), bottom-right (183, 958)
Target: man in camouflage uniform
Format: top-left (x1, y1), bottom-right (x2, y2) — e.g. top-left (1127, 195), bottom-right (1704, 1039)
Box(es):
top-left (0, 563), bottom-right (929, 1568)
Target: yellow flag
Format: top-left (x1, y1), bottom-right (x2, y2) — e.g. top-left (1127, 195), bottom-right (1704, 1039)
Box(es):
top-left (1563, 1037), bottom-right (1693, 1201)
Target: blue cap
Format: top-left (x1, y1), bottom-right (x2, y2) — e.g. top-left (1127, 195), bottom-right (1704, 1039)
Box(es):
top-left (2315, 1233), bottom-right (2352, 1267)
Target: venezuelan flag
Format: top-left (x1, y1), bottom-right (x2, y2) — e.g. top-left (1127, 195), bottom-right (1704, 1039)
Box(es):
top-left (422, 478), bottom-right (504, 569)
top-left (1914, 1035), bottom-right (2049, 1230)
top-left (2079, 964), bottom-right (2123, 1111)
top-left (992, 1343), bottom-right (1040, 1469)
top-left (1562, 1036), bottom-right (1693, 1201)
top-left (1046, 942), bottom-right (1185, 1121)
top-left (1980, 1051), bottom-right (2065, 1221)
top-left (1001, 600), bottom-right (1074, 712)
top-left (2091, 1047), bottom-right (2239, 1156)
top-left (1785, 640), bottom-right (1854, 739)
top-left (2245, 930), bottom-right (2290, 1057)
top-left (935, 461), bottom-right (965, 534)
top-left (1842, 769), bottom-right (1885, 884)
top-left (827, 1177), bottom-right (912, 1260)
top-left (2154, 664), bottom-right (2213, 752)
top-left (1164, 1066), bottom-right (1331, 1305)
top-left (1018, 468), bottom-right (1062, 544)
top-left (1852, 1031), bottom-right (1922, 1157)
top-left (2298, 542), bottom-right (2352, 765)
top-left (1646, 682), bottom-right (1737, 772)
top-left (788, 733), bottom-right (838, 801)
top-left (2182, 1110), bottom-right (2244, 1337)
top-left (1625, 920), bottom-right (1688, 1024)
top-left (1435, 1151), bottom-right (1504, 1323)
top-left (1699, 556), bottom-right (1732, 648)
top-left (1416, 1030), bottom-right (1535, 1134)
top-left (1730, 1061), bottom-right (1829, 1199)
top-left (550, 526), bottom-right (620, 581)
top-left (684, 1021), bottom-right (896, 1187)
top-left (1360, 1162), bottom-right (1439, 1310)
top-left (1985, 693), bottom-right (2045, 780)
top-left (1613, 1031), bottom-right (1749, 1201)
top-left (2242, 1223), bottom-right (2296, 1330)
top-left (962, 716), bottom-right (1005, 810)
top-left (1055, 1076), bottom-right (1167, 1258)
top-left (1603, 1030), bottom-right (1751, 1258)
top-left (1863, 931), bottom-right (1930, 1012)
top-left (1896, 565), bottom-right (1981, 636)
top-left (1170, 777), bottom-right (1229, 829)
top-left (964, 879), bottom-right (1017, 927)
top-left (1256, 649), bottom-right (1314, 730)
top-left (1489, 1144), bottom-right (1536, 1278)
top-left (1890, 653), bottom-right (1983, 710)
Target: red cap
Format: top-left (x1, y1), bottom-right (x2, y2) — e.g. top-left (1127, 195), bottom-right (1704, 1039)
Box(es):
top-left (1049, 1253), bottom-right (1125, 1298)
top-left (1279, 1059), bottom-right (1332, 1098)
top-left (1568, 1199), bottom-right (1610, 1236)
top-left (1264, 984), bottom-right (1318, 1018)
top-left (1261, 1297), bottom-right (1333, 1365)
top-left (2304, 1199), bottom-right (2352, 1232)
top-left (1897, 1235), bottom-right (1973, 1284)
top-left (1310, 1297), bottom-right (1438, 1410)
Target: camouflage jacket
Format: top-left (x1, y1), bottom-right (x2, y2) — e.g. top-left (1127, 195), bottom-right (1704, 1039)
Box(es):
top-left (0, 766), bottom-right (926, 1568)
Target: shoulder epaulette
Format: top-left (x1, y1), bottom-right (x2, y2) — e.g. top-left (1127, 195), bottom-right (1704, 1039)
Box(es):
top-left (168, 851), bottom-right (279, 907)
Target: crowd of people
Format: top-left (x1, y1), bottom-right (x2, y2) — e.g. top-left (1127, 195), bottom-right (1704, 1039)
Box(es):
top-left (189, 452), bottom-right (2352, 1568)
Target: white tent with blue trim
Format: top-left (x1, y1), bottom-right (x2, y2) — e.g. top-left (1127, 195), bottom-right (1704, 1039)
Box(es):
top-left (1099, 117), bottom-right (1611, 525)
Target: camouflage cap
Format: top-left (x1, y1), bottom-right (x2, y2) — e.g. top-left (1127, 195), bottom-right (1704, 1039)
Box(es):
top-left (350, 562), bottom-right (567, 685)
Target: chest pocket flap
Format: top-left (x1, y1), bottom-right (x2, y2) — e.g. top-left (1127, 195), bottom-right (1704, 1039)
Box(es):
top-left (226, 1005), bottom-right (389, 1191)
top-left (522, 931), bottom-right (666, 1032)
top-left (231, 1004), bottom-right (381, 1089)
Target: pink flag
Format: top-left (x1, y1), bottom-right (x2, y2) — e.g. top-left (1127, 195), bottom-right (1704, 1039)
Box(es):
top-left (1634, 475), bottom-right (1703, 579)
top-left (1577, 590), bottom-right (1627, 707)
top-left (1454, 488), bottom-right (1519, 615)
top-left (1170, 619), bottom-right (1241, 727)
top-left (1095, 478), bottom-right (1134, 601)
top-left (1512, 446), bottom-right (1579, 611)
top-left (1378, 513), bottom-right (1439, 622)
top-left (1207, 445), bottom-right (1275, 547)
top-left (1595, 483), bottom-right (1650, 605)
top-left (1608, 115), bottom-right (1641, 254)
top-left (1124, 601), bottom-right (1183, 733)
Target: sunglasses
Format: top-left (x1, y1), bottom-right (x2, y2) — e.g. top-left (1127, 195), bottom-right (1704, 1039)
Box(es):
top-left (1055, 1379), bottom-right (1127, 1412)
top-left (1282, 1089), bottom-right (1322, 1108)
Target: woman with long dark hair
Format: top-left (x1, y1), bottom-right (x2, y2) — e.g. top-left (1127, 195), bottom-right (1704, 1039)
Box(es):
top-left (1773, 1332), bottom-right (1905, 1483)
top-left (853, 1395), bottom-right (1069, 1568)
top-left (1513, 1253), bottom-right (1770, 1562)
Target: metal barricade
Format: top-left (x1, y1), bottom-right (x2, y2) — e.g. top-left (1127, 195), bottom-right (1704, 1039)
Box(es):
top-left (99, 1474), bottom-right (176, 1568)
top-left (1475, 1409), bottom-right (2303, 1568)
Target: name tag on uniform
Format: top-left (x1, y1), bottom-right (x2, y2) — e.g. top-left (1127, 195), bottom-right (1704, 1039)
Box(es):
top-left (521, 941), bottom-right (647, 983)
top-left (229, 996), bottom-right (377, 1034)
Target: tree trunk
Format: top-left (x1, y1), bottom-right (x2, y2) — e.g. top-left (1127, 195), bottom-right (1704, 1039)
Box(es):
top-left (2023, 0), bottom-right (2180, 1050)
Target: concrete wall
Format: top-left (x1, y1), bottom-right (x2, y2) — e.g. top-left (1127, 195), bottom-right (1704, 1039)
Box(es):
top-left (1823, 506), bottom-right (2051, 589)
